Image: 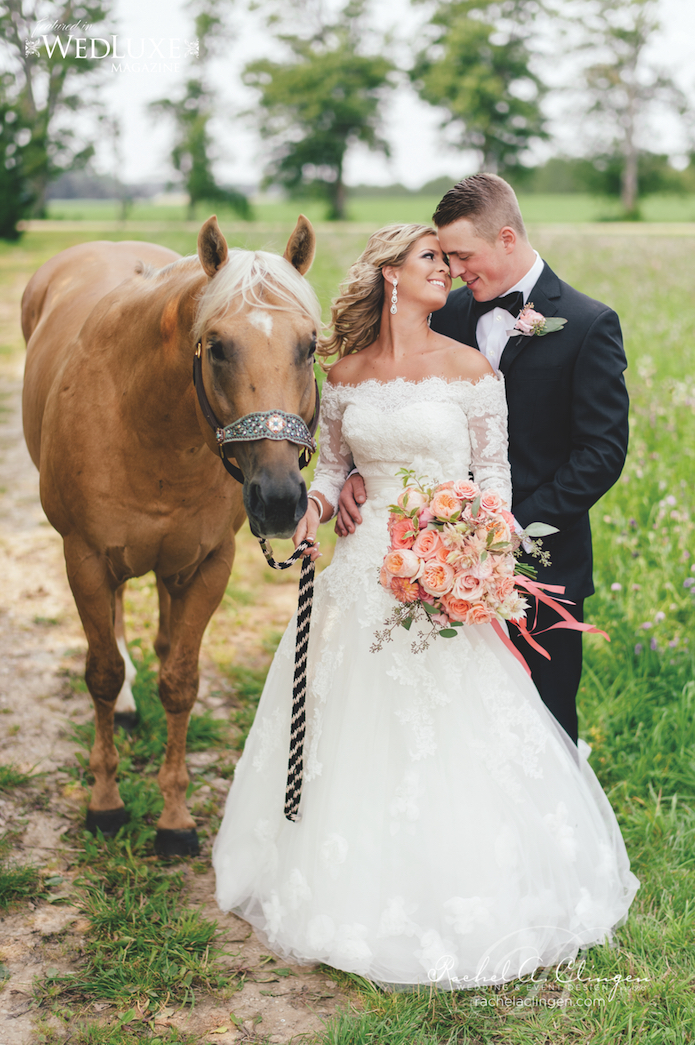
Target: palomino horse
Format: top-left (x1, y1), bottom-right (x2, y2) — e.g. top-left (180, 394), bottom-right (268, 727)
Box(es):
top-left (21, 216), bottom-right (320, 855)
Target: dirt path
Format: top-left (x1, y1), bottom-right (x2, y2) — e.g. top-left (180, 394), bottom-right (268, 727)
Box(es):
top-left (0, 295), bottom-right (347, 1042)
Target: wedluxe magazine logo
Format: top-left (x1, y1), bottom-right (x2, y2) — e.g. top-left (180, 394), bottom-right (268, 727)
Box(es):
top-left (25, 19), bottom-right (199, 74)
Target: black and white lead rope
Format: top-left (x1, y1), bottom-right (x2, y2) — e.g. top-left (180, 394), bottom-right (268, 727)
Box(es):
top-left (258, 537), bottom-right (315, 822)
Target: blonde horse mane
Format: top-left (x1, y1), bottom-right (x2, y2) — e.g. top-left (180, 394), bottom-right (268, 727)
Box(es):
top-left (191, 249), bottom-right (322, 343)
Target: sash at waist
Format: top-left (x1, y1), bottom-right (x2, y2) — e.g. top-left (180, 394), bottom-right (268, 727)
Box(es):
top-left (364, 475), bottom-right (402, 505)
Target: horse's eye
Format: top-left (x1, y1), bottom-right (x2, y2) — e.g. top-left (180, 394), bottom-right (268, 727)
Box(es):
top-left (209, 339), bottom-right (225, 361)
top-left (308, 333), bottom-right (317, 357)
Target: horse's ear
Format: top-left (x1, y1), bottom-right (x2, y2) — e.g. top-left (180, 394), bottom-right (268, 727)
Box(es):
top-left (284, 215), bottom-right (315, 275)
top-left (198, 216), bottom-right (229, 277)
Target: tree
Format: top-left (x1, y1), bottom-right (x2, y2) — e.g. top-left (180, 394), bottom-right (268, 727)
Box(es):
top-left (411, 0), bottom-right (548, 175)
top-left (150, 0), bottom-right (250, 221)
top-left (243, 0), bottom-right (394, 220)
top-left (0, 0), bottom-right (112, 228)
top-left (565, 0), bottom-right (688, 216)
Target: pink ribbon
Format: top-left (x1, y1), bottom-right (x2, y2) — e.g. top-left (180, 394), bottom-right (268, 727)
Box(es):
top-left (501, 576), bottom-right (610, 665)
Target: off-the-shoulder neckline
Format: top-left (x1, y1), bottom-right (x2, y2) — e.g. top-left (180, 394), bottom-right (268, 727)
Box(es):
top-left (325, 372), bottom-right (502, 392)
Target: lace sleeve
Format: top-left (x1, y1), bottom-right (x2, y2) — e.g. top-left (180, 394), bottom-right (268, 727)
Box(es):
top-left (308, 383), bottom-right (354, 515)
top-left (465, 376), bottom-right (513, 508)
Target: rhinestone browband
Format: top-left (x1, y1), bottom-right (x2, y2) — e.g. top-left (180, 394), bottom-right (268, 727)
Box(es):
top-left (215, 410), bottom-right (317, 453)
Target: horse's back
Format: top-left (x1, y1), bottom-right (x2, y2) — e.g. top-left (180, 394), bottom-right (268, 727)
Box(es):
top-left (22, 240), bottom-right (180, 466)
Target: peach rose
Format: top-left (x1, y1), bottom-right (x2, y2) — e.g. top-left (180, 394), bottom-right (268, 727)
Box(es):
top-left (433, 544), bottom-right (453, 564)
top-left (419, 561), bottom-right (455, 597)
top-left (480, 490), bottom-right (503, 513)
top-left (390, 515), bottom-right (419, 549)
top-left (430, 490), bottom-right (461, 521)
top-left (440, 592), bottom-right (471, 622)
top-left (453, 479), bottom-right (480, 500)
top-left (397, 486), bottom-right (429, 511)
top-left (390, 576), bottom-right (420, 604)
top-left (500, 508), bottom-right (515, 525)
top-left (466, 602), bottom-right (493, 625)
top-left (383, 549), bottom-right (421, 579)
top-left (434, 481), bottom-right (455, 491)
top-left (411, 529), bottom-right (444, 561)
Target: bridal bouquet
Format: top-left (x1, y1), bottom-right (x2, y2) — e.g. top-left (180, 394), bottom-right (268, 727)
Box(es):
top-left (372, 470), bottom-right (556, 654)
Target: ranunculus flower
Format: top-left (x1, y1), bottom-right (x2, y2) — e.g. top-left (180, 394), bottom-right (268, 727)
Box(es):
top-left (430, 490), bottom-right (461, 521)
top-left (480, 490), bottom-right (503, 513)
top-left (390, 576), bottom-right (420, 604)
top-left (383, 549), bottom-right (421, 579)
top-left (411, 529), bottom-right (444, 561)
top-left (390, 516), bottom-right (419, 549)
top-left (466, 602), bottom-right (493, 625)
top-left (397, 486), bottom-right (429, 511)
top-left (419, 561), bottom-right (455, 597)
top-left (452, 480), bottom-right (479, 500)
top-left (440, 593), bottom-right (471, 622)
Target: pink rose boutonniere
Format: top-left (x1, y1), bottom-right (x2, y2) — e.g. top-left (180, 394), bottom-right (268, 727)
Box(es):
top-left (507, 302), bottom-right (567, 338)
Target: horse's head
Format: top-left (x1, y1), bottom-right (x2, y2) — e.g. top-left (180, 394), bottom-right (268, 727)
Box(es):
top-left (193, 215), bottom-right (320, 539)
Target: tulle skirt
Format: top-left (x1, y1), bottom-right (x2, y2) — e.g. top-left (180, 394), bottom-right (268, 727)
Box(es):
top-left (213, 539), bottom-right (638, 987)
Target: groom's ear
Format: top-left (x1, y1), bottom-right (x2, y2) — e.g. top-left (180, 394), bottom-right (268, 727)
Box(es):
top-left (500, 226), bottom-right (517, 252)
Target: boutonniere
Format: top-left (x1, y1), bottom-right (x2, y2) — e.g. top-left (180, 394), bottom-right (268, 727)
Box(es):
top-left (506, 303), bottom-right (567, 338)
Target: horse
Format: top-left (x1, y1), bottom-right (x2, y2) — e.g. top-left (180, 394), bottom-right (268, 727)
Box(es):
top-left (21, 215), bottom-right (321, 856)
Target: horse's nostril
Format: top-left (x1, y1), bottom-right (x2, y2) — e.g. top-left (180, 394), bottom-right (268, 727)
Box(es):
top-left (246, 482), bottom-right (265, 523)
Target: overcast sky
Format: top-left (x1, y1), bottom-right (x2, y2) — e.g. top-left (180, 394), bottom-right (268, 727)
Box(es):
top-left (68, 0), bottom-right (695, 190)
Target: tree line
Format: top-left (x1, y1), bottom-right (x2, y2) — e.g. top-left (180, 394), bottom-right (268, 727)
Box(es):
top-left (0, 0), bottom-right (691, 236)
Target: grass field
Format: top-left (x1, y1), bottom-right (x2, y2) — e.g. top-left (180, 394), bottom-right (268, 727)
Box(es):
top-left (0, 217), bottom-right (694, 1042)
top-left (44, 192), bottom-right (695, 226)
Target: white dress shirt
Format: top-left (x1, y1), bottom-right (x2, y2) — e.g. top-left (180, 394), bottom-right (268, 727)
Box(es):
top-left (475, 250), bottom-right (545, 372)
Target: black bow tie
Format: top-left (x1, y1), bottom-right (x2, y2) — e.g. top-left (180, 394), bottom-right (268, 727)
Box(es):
top-left (471, 290), bottom-right (525, 319)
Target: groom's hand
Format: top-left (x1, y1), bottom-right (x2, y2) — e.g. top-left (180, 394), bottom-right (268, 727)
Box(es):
top-left (335, 473), bottom-right (367, 536)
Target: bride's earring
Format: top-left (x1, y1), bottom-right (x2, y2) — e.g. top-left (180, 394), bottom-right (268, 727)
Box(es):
top-left (390, 278), bottom-right (398, 315)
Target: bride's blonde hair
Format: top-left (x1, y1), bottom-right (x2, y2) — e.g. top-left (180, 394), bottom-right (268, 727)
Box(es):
top-left (318, 223), bottom-right (437, 366)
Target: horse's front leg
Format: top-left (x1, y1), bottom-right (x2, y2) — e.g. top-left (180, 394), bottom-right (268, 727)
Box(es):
top-left (64, 536), bottom-right (129, 836)
top-left (155, 538), bottom-right (234, 857)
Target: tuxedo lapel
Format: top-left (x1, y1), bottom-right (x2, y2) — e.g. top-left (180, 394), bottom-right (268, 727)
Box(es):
top-left (499, 262), bottom-right (562, 375)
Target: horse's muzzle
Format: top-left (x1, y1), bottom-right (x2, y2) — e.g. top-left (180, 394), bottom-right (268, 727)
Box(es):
top-left (244, 470), bottom-right (308, 540)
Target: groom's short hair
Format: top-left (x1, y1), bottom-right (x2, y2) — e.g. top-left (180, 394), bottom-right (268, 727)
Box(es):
top-left (433, 173), bottom-right (528, 243)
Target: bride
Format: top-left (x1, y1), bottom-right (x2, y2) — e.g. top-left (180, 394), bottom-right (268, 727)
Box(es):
top-left (213, 223), bottom-right (638, 988)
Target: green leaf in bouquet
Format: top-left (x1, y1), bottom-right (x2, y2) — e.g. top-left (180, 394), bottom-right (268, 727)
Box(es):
top-left (422, 602), bottom-right (438, 615)
top-left (480, 550), bottom-right (488, 561)
top-left (536, 317), bottom-right (567, 336)
top-left (449, 621), bottom-right (463, 627)
top-left (400, 617), bottom-right (414, 630)
top-left (489, 541), bottom-right (513, 552)
top-left (438, 629), bottom-right (458, 638)
top-left (471, 495), bottom-right (481, 518)
top-left (524, 522), bottom-right (560, 537)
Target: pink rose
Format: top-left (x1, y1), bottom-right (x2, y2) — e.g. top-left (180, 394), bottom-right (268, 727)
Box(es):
top-left (515, 308), bottom-right (545, 335)
top-left (397, 486), bottom-right (429, 511)
top-left (390, 516), bottom-right (419, 549)
top-left (418, 507), bottom-right (435, 525)
top-left (480, 490), bottom-right (503, 513)
top-left (500, 509), bottom-right (515, 525)
top-left (411, 529), bottom-right (444, 561)
top-left (434, 481), bottom-right (455, 491)
top-left (452, 572), bottom-right (484, 602)
top-left (466, 602), bottom-right (493, 626)
top-left (419, 561), bottom-right (455, 597)
top-left (383, 549), bottom-right (422, 579)
top-left (493, 556), bottom-right (516, 577)
top-left (453, 479), bottom-right (480, 501)
top-left (433, 544), bottom-right (453, 565)
top-left (430, 490), bottom-right (461, 521)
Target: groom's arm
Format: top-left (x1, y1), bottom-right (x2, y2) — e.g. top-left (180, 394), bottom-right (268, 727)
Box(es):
top-left (335, 472), bottom-right (367, 536)
top-left (512, 308), bottom-right (629, 531)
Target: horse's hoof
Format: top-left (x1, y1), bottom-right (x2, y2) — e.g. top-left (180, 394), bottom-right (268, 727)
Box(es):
top-left (154, 827), bottom-right (200, 857)
top-left (114, 711), bottom-right (139, 733)
top-left (85, 806), bottom-right (129, 838)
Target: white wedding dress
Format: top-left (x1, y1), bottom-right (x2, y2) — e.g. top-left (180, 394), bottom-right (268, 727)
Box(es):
top-left (213, 375), bottom-right (638, 988)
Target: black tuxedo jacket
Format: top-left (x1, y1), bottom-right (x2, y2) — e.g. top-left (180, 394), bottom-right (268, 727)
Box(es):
top-left (430, 261), bottom-right (629, 601)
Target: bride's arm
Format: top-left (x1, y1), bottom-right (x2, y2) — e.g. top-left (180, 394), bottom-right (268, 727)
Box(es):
top-left (293, 384), bottom-right (354, 556)
top-left (466, 376), bottom-right (513, 508)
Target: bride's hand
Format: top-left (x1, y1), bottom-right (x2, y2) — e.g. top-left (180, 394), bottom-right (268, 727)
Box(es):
top-left (293, 499), bottom-right (322, 560)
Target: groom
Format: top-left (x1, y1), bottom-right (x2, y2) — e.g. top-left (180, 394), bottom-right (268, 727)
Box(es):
top-left (335, 173), bottom-right (629, 744)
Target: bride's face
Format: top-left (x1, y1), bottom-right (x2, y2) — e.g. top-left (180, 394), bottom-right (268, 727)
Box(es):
top-left (384, 235), bottom-right (451, 312)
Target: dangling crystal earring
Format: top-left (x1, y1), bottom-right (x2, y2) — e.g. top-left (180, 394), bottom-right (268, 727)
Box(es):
top-left (390, 278), bottom-right (398, 315)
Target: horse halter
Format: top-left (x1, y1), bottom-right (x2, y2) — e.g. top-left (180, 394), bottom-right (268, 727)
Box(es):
top-left (192, 340), bottom-right (320, 484)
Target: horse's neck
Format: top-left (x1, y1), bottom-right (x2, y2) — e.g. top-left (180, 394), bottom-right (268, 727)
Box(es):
top-left (120, 269), bottom-right (206, 448)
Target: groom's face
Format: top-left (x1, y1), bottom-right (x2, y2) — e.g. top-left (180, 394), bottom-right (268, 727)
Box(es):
top-left (437, 219), bottom-right (516, 301)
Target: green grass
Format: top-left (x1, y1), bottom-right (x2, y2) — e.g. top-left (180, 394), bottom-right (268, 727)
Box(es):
top-left (0, 762), bottom-right (35, 790)
top-left (43, 192), bottom-right (695, 226)
top-left (0, 832), bottom-right (41, 910)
